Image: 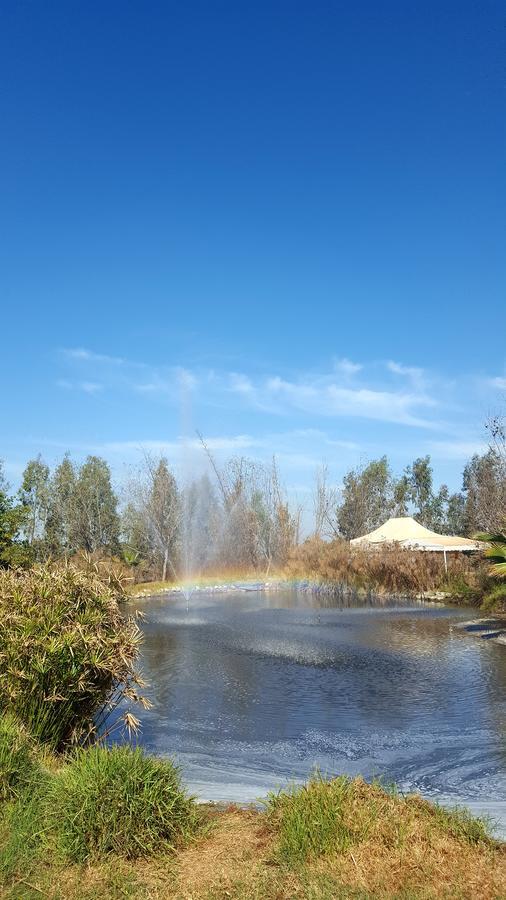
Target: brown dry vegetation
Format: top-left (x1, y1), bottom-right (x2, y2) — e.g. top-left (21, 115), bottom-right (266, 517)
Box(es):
top-left (285, 537), bottom-right (487, 599)
top-left (3, 788), bottom-right (505, 900)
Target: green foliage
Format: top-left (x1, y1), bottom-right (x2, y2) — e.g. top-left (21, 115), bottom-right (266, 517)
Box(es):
top-left (267, 775), bottom-right (356, 861)
top-left (19, 455), bottom-right (50, 553)
top-left (475, 532), bottom-right (506, 579)
top-left (0, 563), bottom-right (143, 749)
top-left (44, 745), bottom-right (199, 861)
top-left (337, 457), bottom-right (393, 540)
top-left (266, 775), bottom-right (491, 866)
top-left (463, 451), bottom-right (506, 534)
top-left (0, 714), bottom-right (43, 803)
top-left (481, 582), bottom-right (506, 612)
top-left (0, 462), bottom-right (31, 568)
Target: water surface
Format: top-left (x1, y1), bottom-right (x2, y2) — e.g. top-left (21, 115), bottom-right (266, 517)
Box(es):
top-left (127, 589), bottom-right (506, 833)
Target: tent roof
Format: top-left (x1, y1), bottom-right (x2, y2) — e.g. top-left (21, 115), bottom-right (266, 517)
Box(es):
top-left (350, 516), bottom-right (481, 551)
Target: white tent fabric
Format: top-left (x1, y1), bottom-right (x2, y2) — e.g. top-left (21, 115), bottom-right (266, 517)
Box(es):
top-left (350, 516), bottom-right (481, 552)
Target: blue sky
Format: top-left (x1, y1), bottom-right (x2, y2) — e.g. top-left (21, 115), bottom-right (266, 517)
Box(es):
top-left (1, 1), bottom-right (504, 511)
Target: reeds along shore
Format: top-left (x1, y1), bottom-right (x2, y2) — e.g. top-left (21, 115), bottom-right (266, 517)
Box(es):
top-left (284, 537), bottom-right (506, 606)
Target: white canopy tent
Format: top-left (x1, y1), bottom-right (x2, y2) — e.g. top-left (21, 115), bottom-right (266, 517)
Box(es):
top-left (350, 516), bottom-right (482, 572)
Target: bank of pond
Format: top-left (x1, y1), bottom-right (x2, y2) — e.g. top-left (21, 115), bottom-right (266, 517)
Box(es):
top-left (1, 719), bottom-right (505, 900)
top-left (0, 562), bottom-right (505, 898)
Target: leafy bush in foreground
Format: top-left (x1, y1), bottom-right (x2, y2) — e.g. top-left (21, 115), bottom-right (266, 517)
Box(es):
top-left (0, 714), bottom-right (42, 802)
top-left (266, 775), bottom-right (492, 865)
top-left (44, 745), bottom-right (199, 861)
top-left (0, 562), bottom-right (144, 749)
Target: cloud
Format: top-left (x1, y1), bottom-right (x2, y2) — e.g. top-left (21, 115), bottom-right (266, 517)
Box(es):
top-left (56, 379), bottom-right (103, 394)
top-left (334, 357), bottom-right (362, 376)
top-left (264, 375), bottom-right (437, 427)
top-left (228, 373), bottom-right (254, 394)
top-left (489, 376), bottom-right (506, 391)
top-left (427, 440), bottom-right (487, 460)
top-left (63, 348), bottom-right (127, 366)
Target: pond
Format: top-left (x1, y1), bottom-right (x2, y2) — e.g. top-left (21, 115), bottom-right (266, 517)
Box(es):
top-left (126, 588), bottom-right (506, 834)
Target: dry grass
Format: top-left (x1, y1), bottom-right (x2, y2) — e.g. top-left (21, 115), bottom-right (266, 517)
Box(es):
top-left (2, 789), bottom-right (505, 899)
top-left (285, 537), bottom-right (486, 599)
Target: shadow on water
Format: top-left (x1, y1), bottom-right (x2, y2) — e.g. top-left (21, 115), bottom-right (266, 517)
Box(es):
top-left (123, 588), bottom-right (506, 833)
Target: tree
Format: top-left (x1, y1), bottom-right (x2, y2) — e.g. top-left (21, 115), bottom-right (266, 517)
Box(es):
top-left (124, 455), bottom-right (180, 581)
top-left (0, 462), bottom-right (30, 567)
top-left (462, 450), bottom-right (506, 534)
top-left (45, 455), bottom-right (77, 555)
top-left (72, 456), bottom-right (120, 554)
top-left (405, 456), bottom-right (433, 526)
top-left (19, 455), bottom-right (50, 550)
top-left (337, 457), bottom-right (393, 540)
top-left (312, 464), bottom-right (339, 538)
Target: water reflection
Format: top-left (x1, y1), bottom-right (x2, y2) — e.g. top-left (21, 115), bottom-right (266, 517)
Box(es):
top-left (125, 589), bottom-right (506, 829)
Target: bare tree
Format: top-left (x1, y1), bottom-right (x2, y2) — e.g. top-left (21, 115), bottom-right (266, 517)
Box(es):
top-left (312, 463), bottom-right (339, 539)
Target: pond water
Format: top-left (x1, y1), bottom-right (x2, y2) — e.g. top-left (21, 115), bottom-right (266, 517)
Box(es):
top-left (126, 588), bottom-right (506, 834)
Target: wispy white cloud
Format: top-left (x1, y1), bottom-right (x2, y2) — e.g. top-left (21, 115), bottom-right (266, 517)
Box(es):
top-left (427, 440), bottom-right (488, 460)
top-left (263, 375), bottom-right (438, 427)
top-left (63, 348), bottom-right (127, 366)
top-left (334, 357), bottom-right (363, 376)
top-left (489, 376), bottom-right (506, 391)
top-left (56, 379), bottom-right (103, 394)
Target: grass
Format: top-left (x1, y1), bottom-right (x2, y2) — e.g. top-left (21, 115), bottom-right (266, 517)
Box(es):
top-left (481, 581), bottom-right (506, 612)
top-left (0, 562), bottom-right (145, 749)
top-left (0, 714), bottom-right (44, 803)
top-left (265, 775), bottom-right (492, 865)
top-left (44, 745), bottom-right (200, 861)
top-left (1, 774), bottom-right (504, 899)
top-left (127, 572), bottom-right (285, 597)
top-left (0, 743), bottom-right (201, 884)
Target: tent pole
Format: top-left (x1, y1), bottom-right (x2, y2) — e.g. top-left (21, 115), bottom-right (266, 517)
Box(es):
top-left (443, 548), bottom-right (447, 574)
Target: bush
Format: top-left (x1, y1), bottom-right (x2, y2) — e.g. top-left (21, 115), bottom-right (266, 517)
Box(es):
top-left (44, 745), bottom-right (199, 861)
top-left (481, 582), bottom-right (506, 612)
top-left (0, 562), bottom-right (144, 749)
top-left (266, 775), bottom-right (491, 865)
top-left (0, 714), bottom-right (42, 802)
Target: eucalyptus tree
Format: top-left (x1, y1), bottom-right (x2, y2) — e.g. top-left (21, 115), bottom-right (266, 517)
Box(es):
top-left (19, 455), bottom-right (50, 549)
top-left (337, 456), bottom-right (393, 540)
top-left (0, 461), bottom-right (29, 567)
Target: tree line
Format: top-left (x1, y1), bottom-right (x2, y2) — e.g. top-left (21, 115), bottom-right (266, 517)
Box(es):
top-left (0, 451), bottom-right (300, 578)
top-left (1, 414), bottom-right (504, 575)
top-left (314, 445), bottom-right (506, 541)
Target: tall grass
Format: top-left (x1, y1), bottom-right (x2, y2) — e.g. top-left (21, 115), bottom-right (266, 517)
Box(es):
top-left (43, 745), bottom-right (199, 861)
top-left (0, 714), bottom-right (42, 803)
top-left (286, 537), bottom-right (483, 597)
top-left (266, 775), bottom-right (492, 865)
top-left (0, 562), bottom-right (146, 749)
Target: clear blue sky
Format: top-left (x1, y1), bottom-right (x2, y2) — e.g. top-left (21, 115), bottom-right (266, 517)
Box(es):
top-left (1, 1), bottom-right (504, 509)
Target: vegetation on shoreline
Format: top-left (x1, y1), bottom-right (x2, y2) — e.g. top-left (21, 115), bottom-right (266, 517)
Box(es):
top-left (1, 549), bottom-right (505, 898)
top-left (0, 562), bottom-right (146, 749)
top-left (1, 737), bottom-right (504, 899)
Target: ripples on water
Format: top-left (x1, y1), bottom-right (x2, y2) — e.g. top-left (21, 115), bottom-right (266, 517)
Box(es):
top-left (124, 589), bottom-right (506, 833)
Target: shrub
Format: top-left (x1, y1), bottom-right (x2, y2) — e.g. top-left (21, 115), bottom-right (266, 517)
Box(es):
top-left (266, 775), bottom-right (492, 865)
top-left (0, 714), bottom-right (42, 802)
top-left (44, 745), bottom-right (199, 861)
top-left (0, 562), bottom-right (144, 749)
top-left (481, 582), bottom-right (506, 612)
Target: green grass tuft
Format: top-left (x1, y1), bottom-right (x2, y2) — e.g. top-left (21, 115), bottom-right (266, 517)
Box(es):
top-left (0, 714), bottom-right (43, 803)
top-left (44, 745), bottom-right (200, 861)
